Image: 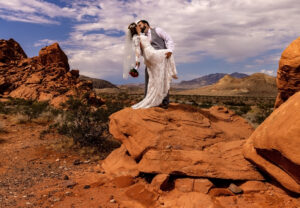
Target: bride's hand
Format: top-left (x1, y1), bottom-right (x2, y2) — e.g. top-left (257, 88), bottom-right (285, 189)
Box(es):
top-left (136, 25), bottom-right (141, 35)
top-left (172, 75), bottom-right (178, 79)
top-left (165, 52), bottom-right (172, 59)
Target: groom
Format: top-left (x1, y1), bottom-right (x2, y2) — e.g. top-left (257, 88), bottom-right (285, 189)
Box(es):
top-left (137, 20), bottom-right (175, 109)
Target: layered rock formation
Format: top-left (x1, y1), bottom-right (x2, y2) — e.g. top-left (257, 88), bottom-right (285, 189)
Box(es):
top-left (101, 103), bottom-right (300, 207)
top-left (0, 39), bottom-right (103, 107)
top-left (103, 104), bottom-right (263, 181)
top-left (275, 36), bottom-right (300, 108)
top-left (244, 91), bottom-right (300, 194)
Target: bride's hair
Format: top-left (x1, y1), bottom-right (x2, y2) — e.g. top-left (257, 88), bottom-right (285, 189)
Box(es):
top-left (128, 22), bottom-right (137, 38)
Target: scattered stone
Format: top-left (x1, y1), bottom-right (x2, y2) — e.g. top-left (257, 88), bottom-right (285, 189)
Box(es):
top-left (73, 159), bottom-right (81, 166)
top-left (110, 199), bottom-right (116, 203)
top-left (83, 185), bottom-right (90, 189)
top-left (63, 175), bottom-right (69, 180)
top-left (228, 183), bottom-right (243, 194)
top-left (239, 181), bottom-right (268, 193)
top-left (208, 188), bottom-right (235, 197)
top-left (64, 181), bottom-right (77, 189)
top-left (193, 179), bottom-right (214, 194)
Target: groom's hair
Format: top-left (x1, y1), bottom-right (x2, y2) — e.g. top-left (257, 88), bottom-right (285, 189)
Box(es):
top-left (138, 20), bottom-right (150, 27)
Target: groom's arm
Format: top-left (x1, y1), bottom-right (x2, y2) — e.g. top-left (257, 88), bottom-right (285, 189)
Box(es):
top-left (155, 27), bottom-right (175, 52)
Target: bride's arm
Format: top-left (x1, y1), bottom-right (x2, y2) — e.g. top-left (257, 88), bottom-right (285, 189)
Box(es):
top-left (133, 35), bottom-right (142, 67)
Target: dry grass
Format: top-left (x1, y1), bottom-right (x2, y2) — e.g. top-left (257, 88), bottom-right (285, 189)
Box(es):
top-left (10, 113), bottom-right (30, 124)
top-left (32, 111), bottom-right (54, 125)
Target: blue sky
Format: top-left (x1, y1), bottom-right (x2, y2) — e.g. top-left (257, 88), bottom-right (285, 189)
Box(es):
top-left (1, 0), bottom-right (300, 84)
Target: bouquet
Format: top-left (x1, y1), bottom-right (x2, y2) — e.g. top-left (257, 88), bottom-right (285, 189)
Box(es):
top-left (129, 67), bottom-right (139, 78)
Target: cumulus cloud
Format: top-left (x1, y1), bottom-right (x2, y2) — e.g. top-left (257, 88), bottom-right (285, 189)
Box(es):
top-left (1, 0), bottom-right (300, 82)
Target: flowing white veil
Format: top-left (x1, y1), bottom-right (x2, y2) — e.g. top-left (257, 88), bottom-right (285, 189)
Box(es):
top-left (123, 29), bottom-right (135, 79)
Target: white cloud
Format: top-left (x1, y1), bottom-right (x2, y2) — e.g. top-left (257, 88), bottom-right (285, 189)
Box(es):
top-left (34, 39), bottom-right (58, 47)
top-left (1, 0), bottom-right (300, 82)
top-left (260, 69), bottom-right (276, 76)
top-left (0, 0), bottom-right (75, 24)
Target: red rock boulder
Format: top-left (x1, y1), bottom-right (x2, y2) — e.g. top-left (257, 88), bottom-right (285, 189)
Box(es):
top-left (275, 36), bottom-right (300, 108)
top-left (244, 91), bottom-right (300, 193)
top-left (104, 104), bottom-right (263, 181)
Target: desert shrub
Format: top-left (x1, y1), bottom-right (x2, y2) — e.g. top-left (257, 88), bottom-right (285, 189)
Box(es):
top-left (23, 101), bottom-right (49, 120)
top-left (198, 102), bottom-right (213, 109)
top-left (11, 113), bottom-right (30, 124)
top-left (54, 97), bottom-right (121, 155)
top-left (0, 98), bottom-right (50, 121)
top-left (254, 103), bottom-right (273, 124)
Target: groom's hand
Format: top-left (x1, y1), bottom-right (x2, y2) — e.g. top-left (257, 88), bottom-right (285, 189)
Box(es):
top-left (165, 52), bottom-right (172, 59)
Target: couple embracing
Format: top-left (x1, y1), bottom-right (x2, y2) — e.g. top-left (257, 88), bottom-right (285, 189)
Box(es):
top-left (123, 20), bottom-right (178, 109)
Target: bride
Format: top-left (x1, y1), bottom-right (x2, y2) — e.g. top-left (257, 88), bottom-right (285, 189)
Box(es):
top-left (123, 23), bottom-right (178, 109)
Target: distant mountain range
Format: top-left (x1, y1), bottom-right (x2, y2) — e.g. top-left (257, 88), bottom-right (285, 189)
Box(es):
top-left (173, 72), bottom-right (249, 89)
top-left (176, 73), bottom-right (277, 97)
top-left (80, 75), bottom-right (118, 89)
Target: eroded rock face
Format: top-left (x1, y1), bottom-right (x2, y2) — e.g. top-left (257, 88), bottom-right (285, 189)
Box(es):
top-left (0, 39), bottom-right (103, 107)
top-left (275, 37), bottom-right (300, 108)
top-left (104, 104), bottom-right (263, 181)
top-left (38, 43), bottom-right (70, 71)
top-left (0, 39), bottom-right (27, 63)
top-left (244, 91), bottom-right (300, 193)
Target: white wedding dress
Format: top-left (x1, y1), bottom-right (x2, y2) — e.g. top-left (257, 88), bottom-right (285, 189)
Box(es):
top-left (131, 34), bottom-right (177, 109)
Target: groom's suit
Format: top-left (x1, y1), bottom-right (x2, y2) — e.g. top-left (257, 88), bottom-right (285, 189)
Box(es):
top-left (145, 27), bottom-right (174, 105)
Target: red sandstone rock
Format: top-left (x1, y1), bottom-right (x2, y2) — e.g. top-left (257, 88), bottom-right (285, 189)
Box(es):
top-left (105, 104), bottom-right (263, 181)
top-left (0, 39), bottom-right (27, 63)
top-left (275, 36), bottom-right (300, 108)
top-left (193, 179), bottom-right (214, 194)
top-left (9, 85), bottom-right (38, 100)
top-left (38, 42), bottom-right (69, 71)
top-left (161, 191), bottom-right (218, 208)
top-left (112, 175), bottom-right (134, 188)
top-left (239, 181), bottom-right (268, 193)
top-left (150, 174), bottom-right (170, 191)
top-left (125, 184), bottom-right (158, 208)
top-left (102, 145), bottom-right (139, 178)
top-left (244, 91), bottom-right (300, 193)
top-left (175, 178), bottom-right (194, 192)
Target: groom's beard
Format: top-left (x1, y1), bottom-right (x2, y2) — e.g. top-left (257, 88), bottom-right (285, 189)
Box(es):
top-left (141, 27), bottom-right (146, 33)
